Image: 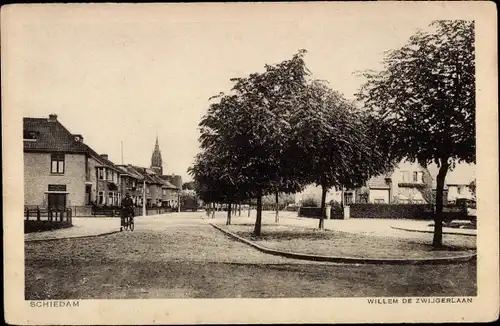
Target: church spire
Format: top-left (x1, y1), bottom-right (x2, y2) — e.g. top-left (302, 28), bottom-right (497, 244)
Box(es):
top-left (151, 134), bottom-right (163, 175)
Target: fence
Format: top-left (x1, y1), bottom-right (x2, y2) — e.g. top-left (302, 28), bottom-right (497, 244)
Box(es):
top-left (89, 206), bottom-right (173, 217)
top-left (24, 207), bottom-right (73, 233)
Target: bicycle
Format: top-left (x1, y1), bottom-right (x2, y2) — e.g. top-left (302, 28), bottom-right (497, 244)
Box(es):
top-left (121, 209), bottom-right (135, 232)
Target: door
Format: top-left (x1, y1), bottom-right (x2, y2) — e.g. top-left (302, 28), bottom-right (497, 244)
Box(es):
top-left (85, 185), bottom-right (92, 205)
top-left (48, 193), bottom-right (67, 210)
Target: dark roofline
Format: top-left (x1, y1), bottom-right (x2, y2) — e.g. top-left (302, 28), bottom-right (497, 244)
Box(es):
top-left (24, 148), bottom-right (87, 154)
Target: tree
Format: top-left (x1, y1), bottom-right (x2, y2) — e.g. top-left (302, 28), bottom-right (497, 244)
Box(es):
top-left (182, 181), bottom-right (196, 190)
top-left (292, 81), bottom-right (391, 229)
top-left (197, 50), bottom-right (310, 235)
top-left (301, 197), bottom-right (320, 207)
top-left (189, 149), bottom-right (251, 225)
top-left (356, 20), bottom-right (475, 248)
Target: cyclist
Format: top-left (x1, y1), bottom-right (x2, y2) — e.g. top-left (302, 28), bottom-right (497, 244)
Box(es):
top-left (120, 192), bottom-right (134, 231)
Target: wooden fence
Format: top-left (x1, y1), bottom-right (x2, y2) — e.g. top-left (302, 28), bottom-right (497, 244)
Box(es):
top-left (24, 207), bottom-right (73, 233)
top-left (25, 207), bottom-right (73, 223)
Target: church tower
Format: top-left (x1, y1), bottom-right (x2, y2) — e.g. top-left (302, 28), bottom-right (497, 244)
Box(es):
top-left (150, 135), bottom-right (163, 175)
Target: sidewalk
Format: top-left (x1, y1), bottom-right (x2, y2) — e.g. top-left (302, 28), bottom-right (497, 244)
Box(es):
top-left (25, 217), bottom-right (120, 242)
top-left (206, 210), bottom-right (477, 238)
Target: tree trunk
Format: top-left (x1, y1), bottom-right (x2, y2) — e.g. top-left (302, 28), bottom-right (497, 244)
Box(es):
top-left (318, 184), bottom-right (327, 230)
top-left (433, 161), bottom-right (450, 248)
top-left (275, 191), bottom-right (280, 223)
top-left (206, 203), bottom-right (211, 218)
top-left (248, 201), bottom-right (251, 217)
top-left (254, 195), bottom-right (263, 236)
top-left (238, 203), bottom-right (241, 217)
top-left (211, 202), bottom-right (216, 219)
top-left (226, 202), bottom-right (232, 225)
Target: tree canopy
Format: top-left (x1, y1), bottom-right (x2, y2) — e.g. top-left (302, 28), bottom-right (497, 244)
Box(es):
top-left (356, 20), bottom-right (475, 247)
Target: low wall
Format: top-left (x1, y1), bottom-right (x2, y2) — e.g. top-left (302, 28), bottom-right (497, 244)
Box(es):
top-left (25, 220), bottom-right (72, 233)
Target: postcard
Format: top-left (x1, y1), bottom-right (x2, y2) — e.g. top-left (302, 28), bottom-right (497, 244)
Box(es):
top-left (2, 2), bottom-right (498, 324)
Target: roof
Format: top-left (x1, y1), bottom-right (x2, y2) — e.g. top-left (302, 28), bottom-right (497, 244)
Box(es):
top-left (162, 180), bottom-right (178, 189)
top-left (121, 165), bottom-right (145, 181)
top-left (159, 174), bottom-right (183, 189)
top-left (367, 175), bottom-right (391, 189)
top-left (23, 117), bottom-right (87, 153)
top-left (130, 166), bottom-right (160, 184)
top-left (81, 143), bottom-right (123, 173)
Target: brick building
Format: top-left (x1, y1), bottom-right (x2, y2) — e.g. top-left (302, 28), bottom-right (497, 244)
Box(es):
top-left (24, 114), bottom-right (89, 209)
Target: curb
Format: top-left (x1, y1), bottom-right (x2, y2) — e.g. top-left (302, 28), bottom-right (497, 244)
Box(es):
top-left (390, 226), bottom-right (477, 237)
top-left (25, 230), bottom-right (122, 243)
top-left (210, 223), bottom-right (476, 265)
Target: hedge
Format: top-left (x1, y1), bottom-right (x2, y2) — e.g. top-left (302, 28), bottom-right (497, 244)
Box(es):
top-left (298, 207), bottom-right (323, 218)
top-left (24, 220), bottom-right (72, 234)
top-left (348, 203), bottom-right (467, 220)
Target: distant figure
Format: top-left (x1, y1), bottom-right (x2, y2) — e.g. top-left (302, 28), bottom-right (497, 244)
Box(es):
top-left (120, 192), bottom-right (134, 231)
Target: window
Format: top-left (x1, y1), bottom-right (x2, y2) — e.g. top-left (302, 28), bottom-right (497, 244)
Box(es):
top-left (457, 186), bottom-right (462, 195)
top-left (23, 130), bottom-right (38, 141)
top-left (51, 153), bottom-right (65, 174)
top-left (108, 192), bottom-right (113, 205)
top-left (98, 168), bottom-right (105, 180)
top-left (98, 191), bottom-right (104, 205)
top-left (400, 171), bottom-right (409, 182)
top-left (413, 172), bottom-right (418, 182)
top-left (147, 188), bottom-right (150, 194)
top-left (163, 189), bottom-right (167, 195)
top-left (374, 199), bottom-right (385, 204)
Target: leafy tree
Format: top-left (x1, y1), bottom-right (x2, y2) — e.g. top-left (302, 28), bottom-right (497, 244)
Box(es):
top-left (356, 20), bottom-right (475, 247)
top-left (198, 50), bottom-right (310, 235)
top-left (301, 197), bottom-right (320, 207)
top-left (292, 81), bottom-right (391, 229)
top-left (182, 181), bottom-right (196, 190)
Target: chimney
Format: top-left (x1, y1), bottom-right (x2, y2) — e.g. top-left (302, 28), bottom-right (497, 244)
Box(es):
top-left (100, 154), bottom-right (108, 160)
top-left (48, 114), bottom-right (58, 122)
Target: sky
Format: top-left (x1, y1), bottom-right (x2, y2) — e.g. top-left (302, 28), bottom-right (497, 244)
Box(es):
top-left (7, 4), bottom-right (476, 182)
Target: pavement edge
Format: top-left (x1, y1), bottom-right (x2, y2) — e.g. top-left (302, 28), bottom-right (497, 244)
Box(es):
top-left (25, 230), bottom-right (122, 243)
top-left (390, 226), bottom-right (477, 237)
top-left (209, 223), bottom-right (477, 265)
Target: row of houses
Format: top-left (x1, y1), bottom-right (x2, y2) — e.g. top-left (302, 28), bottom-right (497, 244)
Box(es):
top-left (24, 114), bottom-right (183, 210)
top-left (295, 160), bottom-right (475, 206)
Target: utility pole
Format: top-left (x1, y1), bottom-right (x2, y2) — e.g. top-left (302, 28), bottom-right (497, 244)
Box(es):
top-left (142, 180), bottom-right (146, 216)
top-left (177, 191), bottom-right (181, 213)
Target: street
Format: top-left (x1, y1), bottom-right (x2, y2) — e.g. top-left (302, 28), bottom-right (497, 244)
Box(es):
top-left (25, 213), bottom-right (476, 299)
